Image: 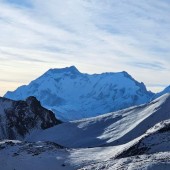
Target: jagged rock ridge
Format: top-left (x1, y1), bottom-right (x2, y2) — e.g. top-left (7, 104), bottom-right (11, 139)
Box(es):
top-left (0, 96), bottom-right (61, 140)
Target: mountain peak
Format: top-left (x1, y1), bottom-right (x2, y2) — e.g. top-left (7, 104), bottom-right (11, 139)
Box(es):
top-left (48, 66), bottom-right (80, 75)
top-left (26, 96), bottom-right (41, 106)
top-left (120, 71), bottom-right (133, 78)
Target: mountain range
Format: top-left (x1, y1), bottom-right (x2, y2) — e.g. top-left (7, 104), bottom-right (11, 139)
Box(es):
top-left (0, 93), bottom-right (170, 170)
top-left (1, 66), bottom-right (170, 170)
top-left (5, 66), bottom-right (169, 121)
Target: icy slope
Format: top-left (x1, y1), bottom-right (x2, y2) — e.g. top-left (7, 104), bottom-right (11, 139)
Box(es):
top-left (79, 120), bottom-right (170, 170)
top-left (116, 119), bottom-right (170, 158)
top-left (27, 93), bottom-right (170, 148)
top-left (0, 97), bottom-right (61, 140)
top-left (4, 66), bottom-right (153, 121)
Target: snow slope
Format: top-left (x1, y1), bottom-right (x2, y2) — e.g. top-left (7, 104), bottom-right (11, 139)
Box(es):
top-left (116, 119), bottom-right (170, 158)
top-left (1, 120), bottom-right (170, 170)
top-left (78, 120), bottom-right (170, 170)
top-left (27, 93), bottom-right (170, 148)
top-left (4, 66), bottom-right (153, 121)
top-left (79, 152), bottom-right (170, 170)
top-left (0, 140), bottom-right (72, 170)
top-left (1, 94), bottom-right (170, 170)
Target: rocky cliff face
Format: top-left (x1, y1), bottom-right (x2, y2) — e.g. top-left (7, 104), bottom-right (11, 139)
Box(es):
top-left (0, 96), bottom-right (61, 140)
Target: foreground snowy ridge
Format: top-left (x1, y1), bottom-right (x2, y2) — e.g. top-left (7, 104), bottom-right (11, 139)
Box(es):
top-left (1, 119), bottom-right (170, 170)
top-left (0, 94), bottom-right (170, 169)
top-left (78, 119), bottom-right (170, 170)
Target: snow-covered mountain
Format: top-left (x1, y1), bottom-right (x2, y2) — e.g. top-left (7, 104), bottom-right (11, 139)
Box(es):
top-left (2, 66), bottom-right (170, 169)
top-left (0, 96), bottom-right (61, 140)
top-left (27, 93), bottom-right (170, 148)
top-left (2, 138), bottom-right (170, 170)
top-left (4, 66), bottom-right (154, 121)
top-left (1, 93), bottom-right (170, 170)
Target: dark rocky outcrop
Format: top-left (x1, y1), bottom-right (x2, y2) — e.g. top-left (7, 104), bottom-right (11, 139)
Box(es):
top-left (0, 96), bottom-right (61, 140)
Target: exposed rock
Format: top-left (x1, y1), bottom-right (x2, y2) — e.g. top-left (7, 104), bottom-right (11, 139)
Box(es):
top-left (0, 96), bottom-right (61, 140)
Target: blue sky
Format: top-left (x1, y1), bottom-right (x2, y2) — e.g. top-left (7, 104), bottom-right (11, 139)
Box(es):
top-left (0, 0), bottom-right (170, 95)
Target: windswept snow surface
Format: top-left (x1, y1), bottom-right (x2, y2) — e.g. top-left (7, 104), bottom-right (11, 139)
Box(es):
top-left (1, 119), bottom-right (170, 170)
top-left (76, 120), bottom-right (170, 170)
top-left (116, 120), bottom-right (170, 158)
top-left (4, 66), bottom-right (153, 121)
top-left (0, 140), bottom-right (125, 170)
top-left (1, 94), bottom-right (170, 170)
top-left (78, 152), bottom-right (170, 170)
top-left (0, 140), bottom-right (73, 170)
top-left (27, 93), bottom-right (170, 148)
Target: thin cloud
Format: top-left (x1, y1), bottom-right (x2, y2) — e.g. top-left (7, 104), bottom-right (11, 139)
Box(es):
top-left (0, 0), bottom-right (170, 95)
top-left (0, 50), bottom-right (47, 63)
top-left (129, 62), bottom-right (167, 71)
top-left (0, 78), bottom-right (23, 83)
